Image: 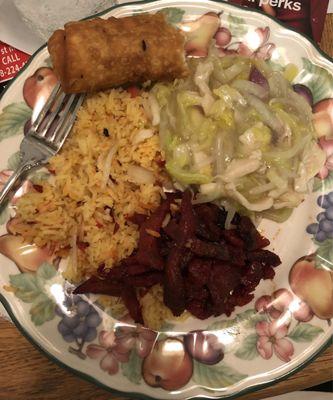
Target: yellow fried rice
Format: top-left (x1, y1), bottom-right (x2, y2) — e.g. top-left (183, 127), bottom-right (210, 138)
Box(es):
top-left (12, 88), bottom-right (185, 328)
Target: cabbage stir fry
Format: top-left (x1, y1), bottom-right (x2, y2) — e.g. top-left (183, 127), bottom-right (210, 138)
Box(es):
top-left (151, 54), bottom-right (326, 221)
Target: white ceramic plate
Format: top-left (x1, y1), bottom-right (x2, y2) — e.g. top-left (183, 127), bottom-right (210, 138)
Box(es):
top-left (0, 1), bottom-right (332, 399)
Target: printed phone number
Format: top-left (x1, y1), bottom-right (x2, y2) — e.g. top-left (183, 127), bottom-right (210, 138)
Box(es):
top-left (0, 62), bottom-right (26, 78)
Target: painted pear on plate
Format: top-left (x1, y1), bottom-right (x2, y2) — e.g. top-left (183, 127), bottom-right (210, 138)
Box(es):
top-left (313, 99), bottom-right (333, 139)
top-left (289, 255), bottom-right (333, 320)
top-left (0, 234), bottom-right (58, 273)
top-left (23, 67), bottom-right (58, 109)
top-left (142, 338), bottom-right (193, 390)
top-left (182, 12), bottom-right (220, 57)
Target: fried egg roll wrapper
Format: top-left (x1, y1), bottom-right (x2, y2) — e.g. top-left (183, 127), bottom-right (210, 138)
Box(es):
top-left (48, 14), bottom-right (188, 93)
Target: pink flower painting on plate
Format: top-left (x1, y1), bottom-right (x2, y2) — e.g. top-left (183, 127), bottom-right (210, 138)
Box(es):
top-left (256, 320), bottom-right (294, 362)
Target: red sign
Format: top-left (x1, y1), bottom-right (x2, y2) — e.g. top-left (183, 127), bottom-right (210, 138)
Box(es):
top-left (0, 41), bottom-right (30, 83)
top-left (229, 0), bottom-right (329, 42)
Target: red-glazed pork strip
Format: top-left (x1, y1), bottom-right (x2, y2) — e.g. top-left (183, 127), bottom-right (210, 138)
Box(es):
top-left (164, 190), bottom-right (196, 315)
top-left (163, 246), bottom-right (187, 316)
top-left (127, 272), bottom-right (163, 287)
top-left (237, 216), bottom-right (270, 250)
top-left (135, 196), bottom-right (173, 270)
top-left (74, 190), bottom-right (281, 324)
top-left (73, 275), bottom-right (123, 296)
top-left (208, 263), bottom-right (241, 316)
top-left (185, 237), bottom-right (231, 261)
top-left (247, 249), bottom-right (282, 267)
top-left (121, 285), bottom-right (144, 325)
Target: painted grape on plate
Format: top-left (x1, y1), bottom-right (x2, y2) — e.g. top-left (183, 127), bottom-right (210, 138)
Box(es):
top-left (306, 192), bottom-right (333, 241)
top-left (56, 296), bottom-right (102, 358)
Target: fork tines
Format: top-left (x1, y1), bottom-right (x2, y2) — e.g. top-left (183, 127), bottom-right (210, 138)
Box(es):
top-left (29, 83), bottom-right (85, 151)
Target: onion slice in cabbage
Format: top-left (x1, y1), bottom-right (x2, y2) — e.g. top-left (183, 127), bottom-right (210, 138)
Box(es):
top-left (232, 79), bottom-right (268, 100)
top-left (243, 92), bottom-right (284, 135)
top-left (226, 183), bottom-right (274, 212)
top-left (221, 158), bottom-right (261, 182)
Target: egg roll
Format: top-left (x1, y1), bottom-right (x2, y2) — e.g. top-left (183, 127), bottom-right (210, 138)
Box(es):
top-left (48, 13), bottom-right (188, 93)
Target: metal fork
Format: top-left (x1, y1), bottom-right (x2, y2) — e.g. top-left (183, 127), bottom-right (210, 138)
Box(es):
top-left (0, 83), bottom-right (85, 207)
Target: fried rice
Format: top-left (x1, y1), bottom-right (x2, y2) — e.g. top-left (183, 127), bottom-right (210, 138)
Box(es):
top-left (12, 88), bottom-right (182, 328)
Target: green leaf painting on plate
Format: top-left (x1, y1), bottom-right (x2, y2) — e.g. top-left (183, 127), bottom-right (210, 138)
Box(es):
top-left (30, 293), bottom-right (55, 326)
top-left (315, 239), bottom-right (333, 271)
top-left (209, 309), bottom-right (266, 331)
top-left (287, 323), bottom-right (323, 342)
top-left (9, 262), bottom-right (58, 325)
top-left (235, 309), bottom-right (267, 328)
top-left (36, 262), bottom-right (57, 281)
top-left (0, 102), bottom-right (31, 142)
top-left (235, 333), bottom-right (259, 360)
top-left (157, 7), bottom-right (185, 24)
top-left (10, 272), bottom-right (41, 303)
top-left (297, 58), bottom-right (333, 104)
top-left (209, 318), bottom-right (237, 331)
top-left (227, 14), bottom-right (248, 37)
top-left (121, 349), bottom-right (143, 385)
top-left (192, 360), bottom-right (247, 388)
top-left (313, 171), bottom-right (333, 193)
top-left (7, 151), bottom-right (21, 170)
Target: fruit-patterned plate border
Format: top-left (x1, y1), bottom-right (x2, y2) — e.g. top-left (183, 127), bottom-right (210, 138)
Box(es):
top-left (0, 1), bottom-right (332, 399)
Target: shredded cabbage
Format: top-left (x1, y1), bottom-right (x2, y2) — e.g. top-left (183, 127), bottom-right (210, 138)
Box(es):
top-left (152, 53), bottom-right (325, 220)
top-left (239, 122), bottom-right (271, 151)
top-left (166, 160), bottom-right (211, 185)
top-left (194, 60), bottom-right (215, 115)
top-left (232, 80), bottom-right (268, 100)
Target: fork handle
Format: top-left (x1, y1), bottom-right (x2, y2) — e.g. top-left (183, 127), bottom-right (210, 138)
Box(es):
top-left (0, 162), bottom-right (36, 208)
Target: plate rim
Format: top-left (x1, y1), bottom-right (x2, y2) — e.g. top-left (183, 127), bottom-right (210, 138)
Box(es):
top-left (1, 291), bottom-right (332, 400)
top-left (0, 0), bottom-right (332, 398)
